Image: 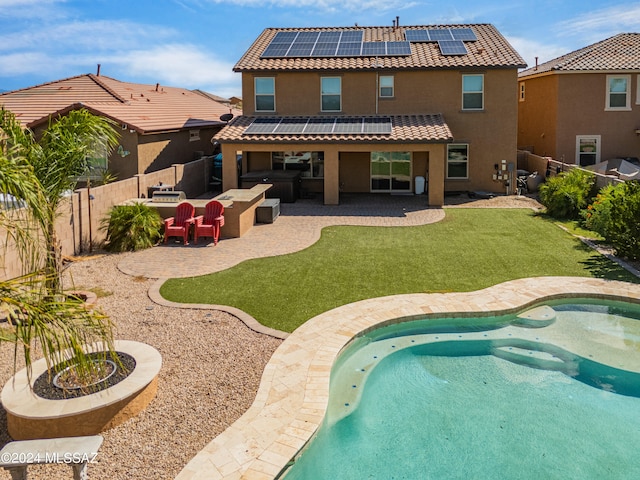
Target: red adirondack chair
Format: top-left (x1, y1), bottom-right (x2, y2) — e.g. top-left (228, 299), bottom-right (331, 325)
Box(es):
top-left (193, 200), bottom-right (225, 245)
top-left (163, 201), bottom-right (195, 244)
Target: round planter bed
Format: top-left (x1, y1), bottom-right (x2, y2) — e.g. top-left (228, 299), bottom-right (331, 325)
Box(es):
top-left (1, 340), bottom-right (162, 440)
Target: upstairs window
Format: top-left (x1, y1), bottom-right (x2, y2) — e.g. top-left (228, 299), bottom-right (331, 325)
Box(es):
top-left (519, 82), bottom-right (525, 102)
top-left (321, 77), bottom-right (341, 112)
top-left (255, 77), bottom-right (275, 112)
top-left (606, 75), bottom-right (630, 110)
top-left (379, 76), bottom-right (394, 97)
top-left (462, 74), bottom-right (484, 110)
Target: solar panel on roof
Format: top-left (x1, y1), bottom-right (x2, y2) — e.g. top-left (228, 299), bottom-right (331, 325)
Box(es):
top-left (334, 118), bottom-right (365, 133)
top-left (261, 43), bottom-right (292, 58)
top-left (438, 40), bottom-right (468, 55)
top-left (404, 29), bottom-right (430, 42)
top-left (451, 28), bottom-right (477, 41)
top-left (244, 117), bottom-right (392, 135)
top-left (386, 41), bottom-right (412, 55)
top-left (271, 31), bottom-right (298, 43)
top-left (273, 118), bottom-right (308, 134)
top-left (363, 117), bottom-right (392, 134)
top-left (336, 42), bottom-right (362, 56)
top-left (304, 118), bottom-right (336, 133)
top-left (244, 118), bottom-right (280, 134)
top-left (340, 31), bottom-right (364, 42)
top-left (260, 29), bottom-right (411, 58)
top-left (295, 31), bottom-right (320, 42)
top-left (312, 42), bottom-right (339, 56)
top-left (286, 42), bottom-right (316, 57)
top-left (427, 28), bottom-right (454, 41)
top-left (318, 31), bottom-right (341, 42)
top-left (362, 42), bottom-right (386, 56)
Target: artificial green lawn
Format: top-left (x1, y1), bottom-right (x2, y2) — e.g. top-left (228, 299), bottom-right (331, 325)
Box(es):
top-left (160, 209), bottom-right (639, 332)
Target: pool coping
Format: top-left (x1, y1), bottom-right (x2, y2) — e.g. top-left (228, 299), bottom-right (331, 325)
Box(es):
top-left (174, 277), bottom-right (640, 480)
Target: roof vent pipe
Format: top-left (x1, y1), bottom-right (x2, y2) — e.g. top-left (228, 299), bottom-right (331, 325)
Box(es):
top-left (396, 16), bottom-right (399, 27)
top-left (156, 83), bottom-right (159, 91)
top-left (96, 64), bottom-right (101, 76)
top-left (535, 56), bottom-right (538, 70)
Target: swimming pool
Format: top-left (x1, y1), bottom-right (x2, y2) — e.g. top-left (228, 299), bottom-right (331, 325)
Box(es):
top-left (281, 299), bottom-right (640, 479)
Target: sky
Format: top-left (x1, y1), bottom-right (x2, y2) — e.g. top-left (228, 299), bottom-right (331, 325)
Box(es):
top-left (0, 0), bottom-right (639, 98)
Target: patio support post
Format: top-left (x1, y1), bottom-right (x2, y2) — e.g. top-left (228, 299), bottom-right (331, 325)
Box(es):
top-left (428, 145), bottom-right (446, 207)
top-left (221, 144), bottom-right (239, 191)
top-left (323, 145), bottom-right (340, 205)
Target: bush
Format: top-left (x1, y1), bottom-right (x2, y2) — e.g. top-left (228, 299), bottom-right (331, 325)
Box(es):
top-left (538, 168), bottom-right (596, 219)
top-left (101, 203), bottom-right (163, 252)
top-left (583, 181), bottom-right (640, 260)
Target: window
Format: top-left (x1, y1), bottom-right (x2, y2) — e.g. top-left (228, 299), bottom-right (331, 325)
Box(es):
top-left (379, 76), bottom-right (394, 97)
top-left (189, 130), bottom-right (200, 142)
top-left (576, 135), bottom-right (600, 166)
top-left (606, 75), bottom-right (630, 110)
top-left (519, 82), bottom-right (525, 102)
top-left (272, 151), bottom-right (324, 178)
top-left (447, 144), bottom-right (468, 179)
top-left (321, 77), bottom-right (341, 112)
top-left (255, 77), bottom-right (275, 112)
top-left (462, 74), bottom-right (484, 110)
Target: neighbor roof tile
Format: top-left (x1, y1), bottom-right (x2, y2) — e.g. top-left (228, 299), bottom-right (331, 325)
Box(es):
top-left (519, 33), bottom-right (640, 77)
top-left (0, 74), bottom-right (240, 133)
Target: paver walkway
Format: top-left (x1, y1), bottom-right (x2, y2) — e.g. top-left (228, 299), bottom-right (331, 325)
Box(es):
top-left (118, 194), bottom-right (445, 279)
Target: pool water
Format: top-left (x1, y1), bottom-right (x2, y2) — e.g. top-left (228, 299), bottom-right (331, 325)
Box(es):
top-left (282, 300), bottom-right (640, 479)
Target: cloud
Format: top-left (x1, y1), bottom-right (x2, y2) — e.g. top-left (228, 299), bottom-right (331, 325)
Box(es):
top-left (0, 20), bottom-right (175, 53)
top-left (0, 0), bottom-right (65, 19)
top-left (107, 44), bottom-right (240, 96)
top-left (556, 4), bottom-right (640, 38)
top-left (205, 0), bottom-right (414, 12)
top-left (506, 36), bottom-right (570, 69)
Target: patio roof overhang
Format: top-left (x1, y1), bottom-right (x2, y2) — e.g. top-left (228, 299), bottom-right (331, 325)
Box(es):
top-left (213, 114), bottom-right (453, 145)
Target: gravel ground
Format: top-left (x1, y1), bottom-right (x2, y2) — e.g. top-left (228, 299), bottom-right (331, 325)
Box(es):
top-left (0, 253), bottom-right (282, 480)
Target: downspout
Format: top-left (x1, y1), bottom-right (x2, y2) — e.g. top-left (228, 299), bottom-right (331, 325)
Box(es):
top-left (375, 71), bottom-right (379, 114)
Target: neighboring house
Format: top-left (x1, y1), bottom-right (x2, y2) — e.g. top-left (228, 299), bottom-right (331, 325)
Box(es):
top-left (0, 74), bottom-right (240, 181)
top-left (518, 33), bottom-right (640, 167)
top-left (214, 23), bottom-right (525, 205)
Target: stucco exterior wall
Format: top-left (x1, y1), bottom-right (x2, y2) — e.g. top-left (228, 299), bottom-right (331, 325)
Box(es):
top-left (519, 72), bottom-right (640, 164)
top-left (517, 74), bottom-right (559, 157)
top-left (239, 67), bottom-right (519, 199)
top-left (136, 127), bottom-right (219, 174)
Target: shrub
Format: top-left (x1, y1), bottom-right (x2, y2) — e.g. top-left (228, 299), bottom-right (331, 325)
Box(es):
top-left (101, 203), bottom-right (163, 252)
top-left (538, 168), bottom-right (596, 219)
top-left (583, 181), bottom-right (640, 260)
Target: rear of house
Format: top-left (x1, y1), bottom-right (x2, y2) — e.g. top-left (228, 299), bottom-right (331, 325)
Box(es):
top-left (215, 23), bottom-right (526, 205)
top-left (518, 33), bottom-right (640, 167)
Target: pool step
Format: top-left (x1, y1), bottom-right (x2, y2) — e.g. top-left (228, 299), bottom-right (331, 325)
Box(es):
top-left (493, 345), bottom-right (567, 370)
top-left (515, 305), bottom-right (556, 327)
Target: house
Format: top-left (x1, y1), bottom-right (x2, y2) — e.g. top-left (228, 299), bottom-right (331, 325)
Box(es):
top-left (518, 33), bottom-right (640, 167)
top-left (214, 23), bottom-right (526, 205)
top-left (0, 74), bottom-right (240, 181)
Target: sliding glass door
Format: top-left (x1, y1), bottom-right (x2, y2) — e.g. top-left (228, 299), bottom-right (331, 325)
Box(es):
top-left (371, 152), bottom-right (411, 192)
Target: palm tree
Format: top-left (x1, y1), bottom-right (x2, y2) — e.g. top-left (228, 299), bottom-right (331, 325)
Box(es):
top-left (1, 107), bottom-right (119, 293)
top-left (1, 108), bottom-right (116, 383)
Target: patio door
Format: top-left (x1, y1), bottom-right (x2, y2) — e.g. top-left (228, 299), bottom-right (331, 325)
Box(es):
top-left (371, 152), bottom-right (412, 192)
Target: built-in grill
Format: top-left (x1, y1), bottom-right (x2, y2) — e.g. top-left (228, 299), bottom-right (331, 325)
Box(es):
top-left (151, 191), bottom-right (187, 203)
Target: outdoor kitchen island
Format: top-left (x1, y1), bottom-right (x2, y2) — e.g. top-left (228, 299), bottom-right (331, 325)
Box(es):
top-left (130, 184), bottom-right (272, 239)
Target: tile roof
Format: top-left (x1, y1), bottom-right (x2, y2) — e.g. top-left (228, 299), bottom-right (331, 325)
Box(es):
top-left (0, 74), bottom-right (241, 134)
top-left (214, 114), bottom-right (452, 144)
top-left (234, 24), bottom-right (526, 72)
top-left (519, 33), bottom-right (640, 77)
